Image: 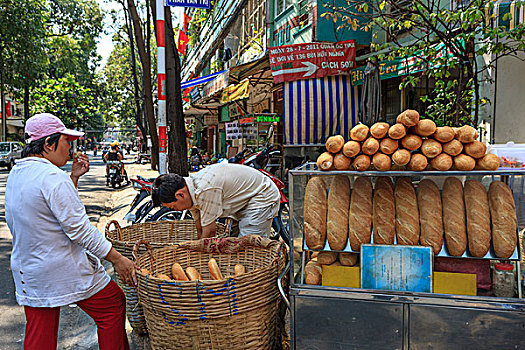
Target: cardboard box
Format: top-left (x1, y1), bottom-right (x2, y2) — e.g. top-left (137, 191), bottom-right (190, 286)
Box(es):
top-left (433, 271), bottom-right (477, 296)
top-left (322, 265), bottom-right (360, 288)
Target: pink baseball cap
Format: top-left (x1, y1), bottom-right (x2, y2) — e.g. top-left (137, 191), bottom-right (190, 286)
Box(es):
top-left (25, 113), bottom-right (84, 143)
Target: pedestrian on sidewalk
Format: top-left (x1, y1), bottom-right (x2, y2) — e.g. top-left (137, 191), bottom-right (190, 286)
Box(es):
top-left (151, 162), bottom-right (280, 239)
top-left (5, 113), bottom-right (136, 350)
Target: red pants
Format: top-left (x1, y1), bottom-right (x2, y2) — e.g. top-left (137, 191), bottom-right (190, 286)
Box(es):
top-left (23, 279), bottom-right (130, 350)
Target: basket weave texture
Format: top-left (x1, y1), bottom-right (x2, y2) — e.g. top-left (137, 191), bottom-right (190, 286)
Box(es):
top-left (135, 235), bottom-right (287, 350)
top-left (105, 220), bottom-right (228, 335)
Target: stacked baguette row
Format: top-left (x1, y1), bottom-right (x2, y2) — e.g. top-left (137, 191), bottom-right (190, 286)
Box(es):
top-left (304, 175), bottom-right (517, 259)
top-left (304, 251), bottom-right (359, 285)
top-left (140, 258), bottom-right (246, 281)
top-left (316, 109), bottom-right (499, 172)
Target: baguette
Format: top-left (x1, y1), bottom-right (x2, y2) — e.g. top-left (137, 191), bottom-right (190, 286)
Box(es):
top-left (304, 177), bottom-right (328, 249)
top-left (316, 152), bottom-right (334, 171)
top-left (373, 177), bottom-right (395, 245)
top-left (370, 122), bottom-right (390, 139)
top-left (488, 181), bottom-right (517, 258)
top-left (327, 176), bottom-right (350, 250)
top-left (442, 177), bottom-right (467, 256)
top-left (171, 263), bottom-right (189, 281)
top-left (305, 260), bottom-right (322, 285)
top-left (317, 251), bottom-right (338, 265)
top-left (234, 264), bottom-right (246, 276)
top-left (208, 258), bottom-right (224, 280)
top-left (463, 180), bottom-right (491, 257)
top-left (185, 267), bottom-right (201, 281)
top-left (348, 177), bottom-right (373, 251)
top-left (326, 135), bottom-right (345, 153)
top-left (417, 179), bottom-right (443, 254)
top-left (339, 253), bottom-right (358, 266)
top-left (156, 273), bottom-right (172, 280)
top-left (394, 177), bottom-right (420, 245)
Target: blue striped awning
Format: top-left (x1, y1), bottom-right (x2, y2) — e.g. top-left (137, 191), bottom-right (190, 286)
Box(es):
top-left (283, 75), bottom-right (360, 145)
top-left (181, 70), bottom-right (228, 90)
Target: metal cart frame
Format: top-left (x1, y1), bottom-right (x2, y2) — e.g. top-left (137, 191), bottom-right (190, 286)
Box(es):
top-left (281, 165), bottom-right (525, 349)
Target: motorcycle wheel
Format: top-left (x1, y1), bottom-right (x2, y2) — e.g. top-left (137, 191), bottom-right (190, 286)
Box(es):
top-left (146, 207), bottom-right (184, 222)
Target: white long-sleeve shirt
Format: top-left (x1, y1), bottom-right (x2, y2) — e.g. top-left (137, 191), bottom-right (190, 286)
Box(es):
top-left (5, 157), bottom-right (112, 307)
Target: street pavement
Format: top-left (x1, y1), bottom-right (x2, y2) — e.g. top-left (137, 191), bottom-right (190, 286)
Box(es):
top-left (0, 152), bottom-right (158, 350)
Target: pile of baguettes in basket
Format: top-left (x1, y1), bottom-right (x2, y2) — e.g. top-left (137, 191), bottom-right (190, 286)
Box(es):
top-left (141, 258), bottom-right (246, 281)
top-left (316, 109), bottom-right (499, 171)
top-left (302, 175), bottom-right (518, 284)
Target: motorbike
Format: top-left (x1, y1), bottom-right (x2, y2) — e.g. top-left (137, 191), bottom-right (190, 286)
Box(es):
top-left (123, 175), bottom-right (154, 223)
top-left (106, 160), bottom-right (129, 188)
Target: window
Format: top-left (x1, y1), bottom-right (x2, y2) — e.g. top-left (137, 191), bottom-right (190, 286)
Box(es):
top-left (299, 0), bottom-right (311, 27)
top-left (275, 0), bottom-right (291, 17)
top-left (451, 0), bottom-right (470, 11)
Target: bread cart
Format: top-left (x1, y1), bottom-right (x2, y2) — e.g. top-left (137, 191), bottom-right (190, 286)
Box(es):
top-left (278, 164), bottom-right (525, 349)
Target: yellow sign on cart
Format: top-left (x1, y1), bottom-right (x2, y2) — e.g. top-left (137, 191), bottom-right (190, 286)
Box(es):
top-left (322, 266), bottom-right (360, 288)
top-left (433, 272), bottom-right (477, 296)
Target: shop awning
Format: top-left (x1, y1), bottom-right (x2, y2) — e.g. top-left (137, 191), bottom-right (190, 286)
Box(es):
top-left (181, 70), bottom-right (228, 90)
top-left (283, 75), bottom-right (360, 145)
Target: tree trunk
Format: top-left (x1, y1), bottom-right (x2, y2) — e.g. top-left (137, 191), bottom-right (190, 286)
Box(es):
top-left (123, 0), bottom-right (147, 151)
top-left (24, 82), bottom-right (29, 119)
top-left (165, 7), bottom-right (188, 176)
top-left (1, 67), bottom-right (6, 142)
top-left (127, 0), bottom-right (159, 170)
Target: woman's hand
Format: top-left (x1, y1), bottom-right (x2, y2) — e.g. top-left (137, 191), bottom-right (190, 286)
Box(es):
top-left (72, 153), bottom-right (90, 177)
top-left (105, 248), bottom-right (138, 286)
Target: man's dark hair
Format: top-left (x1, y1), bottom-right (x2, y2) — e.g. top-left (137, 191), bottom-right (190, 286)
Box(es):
top-left (151, 174), bottom-right (186, 207)
top-left (22, 132), bottom-right (62, 158)
top-left (111, 144), bottom-right (118, 150)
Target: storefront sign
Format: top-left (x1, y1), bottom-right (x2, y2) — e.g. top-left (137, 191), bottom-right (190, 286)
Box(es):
top-left (220, 79), bottom-right (250, 104)
top-left (202, 71), bottom-right (229, 100)
top-left (225, 121), bottom-right (242, 140)
top-left (166, 0), bottom-right (210, 9)
top-left (190, 87), bottom-right (201, 101)
top-left (351, 41), bottom-right (460, 86)
top-left (269, 40), bottom-right (356, 84)
top-left (204, 114), bottom-right (218, 125)
top-left (228, 103), bottom-right (244, 119)
top-left (238, 114), bottom-right (280, 124)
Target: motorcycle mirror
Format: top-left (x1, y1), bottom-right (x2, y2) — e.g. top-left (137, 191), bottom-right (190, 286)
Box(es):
top-left (267, 124), bottom-right (274, 141)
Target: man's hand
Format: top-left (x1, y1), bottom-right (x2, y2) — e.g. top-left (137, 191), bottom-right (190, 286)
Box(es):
top-left (71, 153), bottom-right (89, 187)
top-left (105, 247), bottom-right (138, 286)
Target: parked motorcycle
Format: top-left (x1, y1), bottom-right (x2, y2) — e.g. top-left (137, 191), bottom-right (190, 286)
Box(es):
top-left (123, 175), bottom-right (154, 223)
top-left (106, 160), bottom-right (129, 188)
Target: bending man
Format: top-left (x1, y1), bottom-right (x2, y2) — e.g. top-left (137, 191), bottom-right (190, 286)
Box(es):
top-left (152, 162), bottom-right (280, 238)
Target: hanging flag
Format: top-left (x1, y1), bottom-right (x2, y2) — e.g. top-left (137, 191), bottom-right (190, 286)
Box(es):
top-left (178, 29), bottom-right (189, 55)
top-left (183, 12), bottom-right (192, 33)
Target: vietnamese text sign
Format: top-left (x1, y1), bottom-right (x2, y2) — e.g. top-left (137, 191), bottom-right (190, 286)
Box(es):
top-left (269, 40), bottom-right (356, 84)
top-left (361, 245), bottom-right (433, 293)
top-left (220, 79), bottom-right (250, 104)
top-left (166, 0), bottom-right (210, 9)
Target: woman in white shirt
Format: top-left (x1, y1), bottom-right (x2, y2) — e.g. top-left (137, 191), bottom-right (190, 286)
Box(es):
top-left (5, 113), bottom-right (136, 350)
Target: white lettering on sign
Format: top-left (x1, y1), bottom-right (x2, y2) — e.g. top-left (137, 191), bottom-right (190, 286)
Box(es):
top-left (268, 40), bottom-right (356, 83)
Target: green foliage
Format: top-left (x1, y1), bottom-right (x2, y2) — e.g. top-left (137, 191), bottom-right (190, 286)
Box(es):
top-left (328, 0), bottom-right (525, 126)
top-left (30, 74), bottom-right (101, 130)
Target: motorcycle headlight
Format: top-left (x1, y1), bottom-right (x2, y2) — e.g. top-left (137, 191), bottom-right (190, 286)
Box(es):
top-left (133, 182), bottom-right (142, 190)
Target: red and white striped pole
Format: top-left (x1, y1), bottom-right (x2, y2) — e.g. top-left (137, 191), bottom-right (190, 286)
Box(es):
top-left (156, 0), bottom-right (167, 174)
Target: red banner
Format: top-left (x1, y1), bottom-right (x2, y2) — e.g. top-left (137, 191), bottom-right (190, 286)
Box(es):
top-left (269, 40), bottom-right (356, 84)
top-left (159, 126), bottom-right (167, 152)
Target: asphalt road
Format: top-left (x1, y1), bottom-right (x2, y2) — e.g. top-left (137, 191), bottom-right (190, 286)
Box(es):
top-left (0, 152), bottom-right (132, 349)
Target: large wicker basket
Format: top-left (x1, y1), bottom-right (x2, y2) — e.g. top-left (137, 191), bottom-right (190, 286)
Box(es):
top-left (105, 220), bottom-right (229, 335)
top-left (134, 236), bottom-right (288, 350)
